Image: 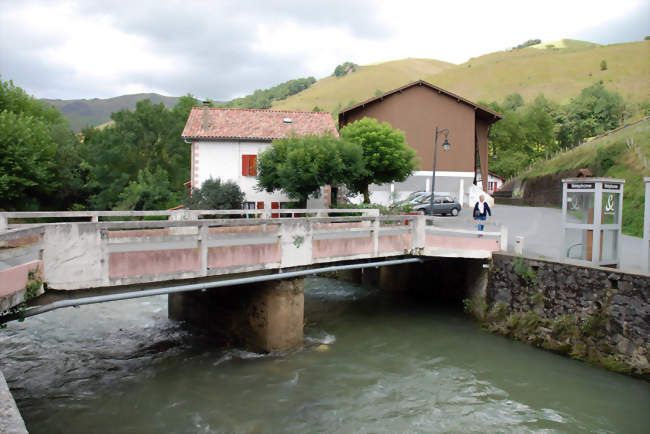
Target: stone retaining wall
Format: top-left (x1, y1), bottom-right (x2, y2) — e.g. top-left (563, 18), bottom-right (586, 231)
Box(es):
top-left (0, 370), bottom-right (28, 434)
top-left (471, 252), bottom-right (649, 379)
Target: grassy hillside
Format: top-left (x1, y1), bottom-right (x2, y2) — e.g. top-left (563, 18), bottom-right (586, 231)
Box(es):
top-left (272, 58), bottom-right (454, 112)
top-left (273, 40), bottom-right (649, 114)
top-left (523, 118), bottom-right (650, 237)
top-left (42, 93), bottom-right (181, 132)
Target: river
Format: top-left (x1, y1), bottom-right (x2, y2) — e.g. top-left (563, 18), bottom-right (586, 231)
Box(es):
top-left (1, 277), bottom-right (648, 433)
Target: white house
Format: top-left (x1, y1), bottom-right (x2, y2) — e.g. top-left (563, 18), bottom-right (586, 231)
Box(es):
top-left (475, 171), bottom-right (506, 195)
top-left (181, 105), bottom-right (338, 211)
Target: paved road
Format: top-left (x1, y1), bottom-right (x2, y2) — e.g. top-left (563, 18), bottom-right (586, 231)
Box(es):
top-left (490, 205), bottom-right (647, 274)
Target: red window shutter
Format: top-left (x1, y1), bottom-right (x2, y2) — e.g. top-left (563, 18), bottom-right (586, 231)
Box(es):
top-left (256, 201), bottom-right (264, 209)
top-left (242, 155), bottom-right (249, 176)
top-left (271, 201), bottom-right (279, 218)
top-left (250, 155), bottom-right (257, 176)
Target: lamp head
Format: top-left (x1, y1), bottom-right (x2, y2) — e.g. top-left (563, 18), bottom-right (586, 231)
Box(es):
top-left (442, 138), bottom-right (451, 152)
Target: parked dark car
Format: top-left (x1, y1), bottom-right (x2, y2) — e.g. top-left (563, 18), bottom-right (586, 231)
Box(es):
top-left (413, 195), bottom-right (461, 216)
top-left (391, 191), bottom-right (429, 208)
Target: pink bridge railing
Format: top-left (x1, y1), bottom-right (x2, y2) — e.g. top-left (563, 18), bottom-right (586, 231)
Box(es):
top-left (0, 210), bottom-right (507, 309)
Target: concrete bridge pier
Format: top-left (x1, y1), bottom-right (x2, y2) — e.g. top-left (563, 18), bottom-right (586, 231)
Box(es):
top-left (169, 278), bottom-right (304, 352)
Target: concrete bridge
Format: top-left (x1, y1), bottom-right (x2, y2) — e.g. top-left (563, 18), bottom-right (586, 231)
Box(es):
top-left (1, 209), bottom-right (506, 351)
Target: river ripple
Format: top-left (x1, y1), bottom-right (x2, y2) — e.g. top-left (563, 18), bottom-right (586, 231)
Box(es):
top-left (1, 277), bottom-right (648, 433)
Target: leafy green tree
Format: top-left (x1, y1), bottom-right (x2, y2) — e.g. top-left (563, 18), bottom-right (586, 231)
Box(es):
top-left (503, 93), bottom-right (525, 111)
top-left (339, 117), bottom-right (417, 203)
top-left (0, 78), bottom-right (87, 210)
top-left (116, 167), bottom-right (179, 210)
top-left (333, 62), bottom-right (358, 77)
top-left (600, 59), bottom-right (608, 71)
top-left (84, 96), bottom-right (197, 209)
top-left (256, 134), bottom-right (364, 207)
top-left (220, 77), bottom-right (316, 109)
top-left (0, 110), bottom-right (57, 209)
top-left (557, 83), bottom-right (623, 147)
top-left (185, 177), bottom-right (245, 210)
top-left (513, 39), bottom-right (541, 49)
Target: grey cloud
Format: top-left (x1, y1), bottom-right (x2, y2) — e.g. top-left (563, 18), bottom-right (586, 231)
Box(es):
top-left (571, 2), bottom-right (650, 44)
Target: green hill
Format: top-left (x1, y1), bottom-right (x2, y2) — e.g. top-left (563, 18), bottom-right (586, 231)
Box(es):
top-left (522, 118), bottom-right (650, 237)
top-left (42, 93), bottom-right (181, 132)
top-left (273, 39), bottom-right (650, 113)
top-left (272, 58), bottom-right (455, 112)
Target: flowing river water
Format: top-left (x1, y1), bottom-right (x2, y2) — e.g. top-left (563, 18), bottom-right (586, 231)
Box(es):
top-left (1, 277), bottom-right (648, 433)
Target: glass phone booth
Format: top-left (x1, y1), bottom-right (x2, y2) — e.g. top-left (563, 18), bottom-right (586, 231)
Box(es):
top-left (562, 177), bottom-right (625, 268)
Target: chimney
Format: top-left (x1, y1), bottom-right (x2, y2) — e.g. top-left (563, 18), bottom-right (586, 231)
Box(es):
top-left (202, 100), bottom-right (210, 131)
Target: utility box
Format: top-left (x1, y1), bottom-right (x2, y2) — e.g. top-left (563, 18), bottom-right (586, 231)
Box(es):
top-left (562, 177), bottom-right (625, 268)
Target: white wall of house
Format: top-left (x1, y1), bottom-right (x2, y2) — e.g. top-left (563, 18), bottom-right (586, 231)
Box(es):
top-left (476, 173), bottom-right (504, 194)
top-left (193, 139), bottom-right (327, 209)
top-left (357, 171), bottom-right (475, 207)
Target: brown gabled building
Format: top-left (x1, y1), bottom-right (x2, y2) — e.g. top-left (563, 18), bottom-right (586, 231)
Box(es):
top-left (338, 80), bottom-right (501, 203)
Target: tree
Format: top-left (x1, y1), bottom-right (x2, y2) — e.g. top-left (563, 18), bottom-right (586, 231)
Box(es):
top-left (333, 62), bottom-right (358, 77)
top-left (558, 83), bottom-right (623, 146)
top-left (84, 96), bottom-right (198, 209)
top-left (185, 177), bottom-right (245, 210)
top-left (0, 78), bottom-right (85, 210)
top-left (600, 59), bottom-right (608, 71)
top-left (339, 117), bottom-right (417, 203)
top-left (503, 93), bottom-right (525, 111)
top-left (116, 167), bottom-right (178, 210)
top-left (220, 77), bottom-right (316, 109)
top-left (256, 134), bottom-right (364, 207)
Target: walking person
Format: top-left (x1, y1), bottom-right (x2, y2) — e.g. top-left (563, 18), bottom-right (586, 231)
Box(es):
top-left (473, 194), bottom-right (491, 233)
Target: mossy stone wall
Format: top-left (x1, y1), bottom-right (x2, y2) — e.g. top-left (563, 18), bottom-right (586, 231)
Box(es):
top-left (477, 252), bottom-right (650, 380)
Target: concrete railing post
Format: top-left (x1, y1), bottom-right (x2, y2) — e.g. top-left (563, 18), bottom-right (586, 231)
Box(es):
top-left (515, 236), bottom-right (525, 255)
top-left (413, 214), bottom-right (425, 250)
top-left (279, 219), bottom-right (312, 268)
top-left (0, 214), bottom-right (7, 232)
top-left (372, 216), bottom-right (380, 256)
top-left (500, 225), bottom-right (509, 252)
top-left (199, 223), bottom-right (208, 276)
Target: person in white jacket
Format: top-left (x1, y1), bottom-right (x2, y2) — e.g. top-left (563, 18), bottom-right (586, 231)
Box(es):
top-left (473, 194), bottom-right (492, 232)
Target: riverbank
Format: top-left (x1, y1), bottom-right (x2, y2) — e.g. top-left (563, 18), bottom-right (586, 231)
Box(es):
top-left (468, 252), bottom-right (650, 380)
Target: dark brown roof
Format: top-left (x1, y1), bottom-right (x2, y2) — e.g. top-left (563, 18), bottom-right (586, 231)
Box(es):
top-left (338, 80), bottom-right (502, 124)
top-left (182, 107), bottom-right (338, 141)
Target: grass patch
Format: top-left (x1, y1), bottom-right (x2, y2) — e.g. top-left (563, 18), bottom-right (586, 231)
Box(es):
top-left (524, 119), bottom-right (650, 236)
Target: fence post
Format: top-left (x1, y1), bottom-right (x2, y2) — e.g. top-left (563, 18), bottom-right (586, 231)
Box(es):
top-left (0, 214), bottom-right (7, 232)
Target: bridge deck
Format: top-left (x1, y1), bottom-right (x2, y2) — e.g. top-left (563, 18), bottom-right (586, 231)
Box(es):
top-left (0, 210), bottom-right (506, 310)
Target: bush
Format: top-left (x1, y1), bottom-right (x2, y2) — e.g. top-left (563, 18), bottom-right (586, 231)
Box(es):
top-left (185, 177), bottom-right (245, 210)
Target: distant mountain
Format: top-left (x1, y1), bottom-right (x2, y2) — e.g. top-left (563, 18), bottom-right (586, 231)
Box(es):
top-left (41, 93), bottom-right (181, 132)
top-left (272, 39), bottom-right (650, 113)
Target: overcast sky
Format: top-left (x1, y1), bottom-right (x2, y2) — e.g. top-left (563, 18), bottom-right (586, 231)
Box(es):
top-left (1, 0), bottom-right (648, 101)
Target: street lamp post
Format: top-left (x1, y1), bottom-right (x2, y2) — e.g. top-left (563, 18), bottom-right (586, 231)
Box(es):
top-left (429, 127), bottom-right (451, 215)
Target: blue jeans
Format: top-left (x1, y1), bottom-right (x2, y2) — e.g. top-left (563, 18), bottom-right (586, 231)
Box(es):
top-left (476, 215), bottom-right (486, 231)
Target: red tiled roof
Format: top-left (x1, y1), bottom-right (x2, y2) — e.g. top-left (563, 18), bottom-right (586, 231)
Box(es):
top-left (182, 107), bottom-right (339, 140)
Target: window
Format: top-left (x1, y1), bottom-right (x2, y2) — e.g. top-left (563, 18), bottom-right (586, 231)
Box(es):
top-left (242, 154), bottom-right (257, 176)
